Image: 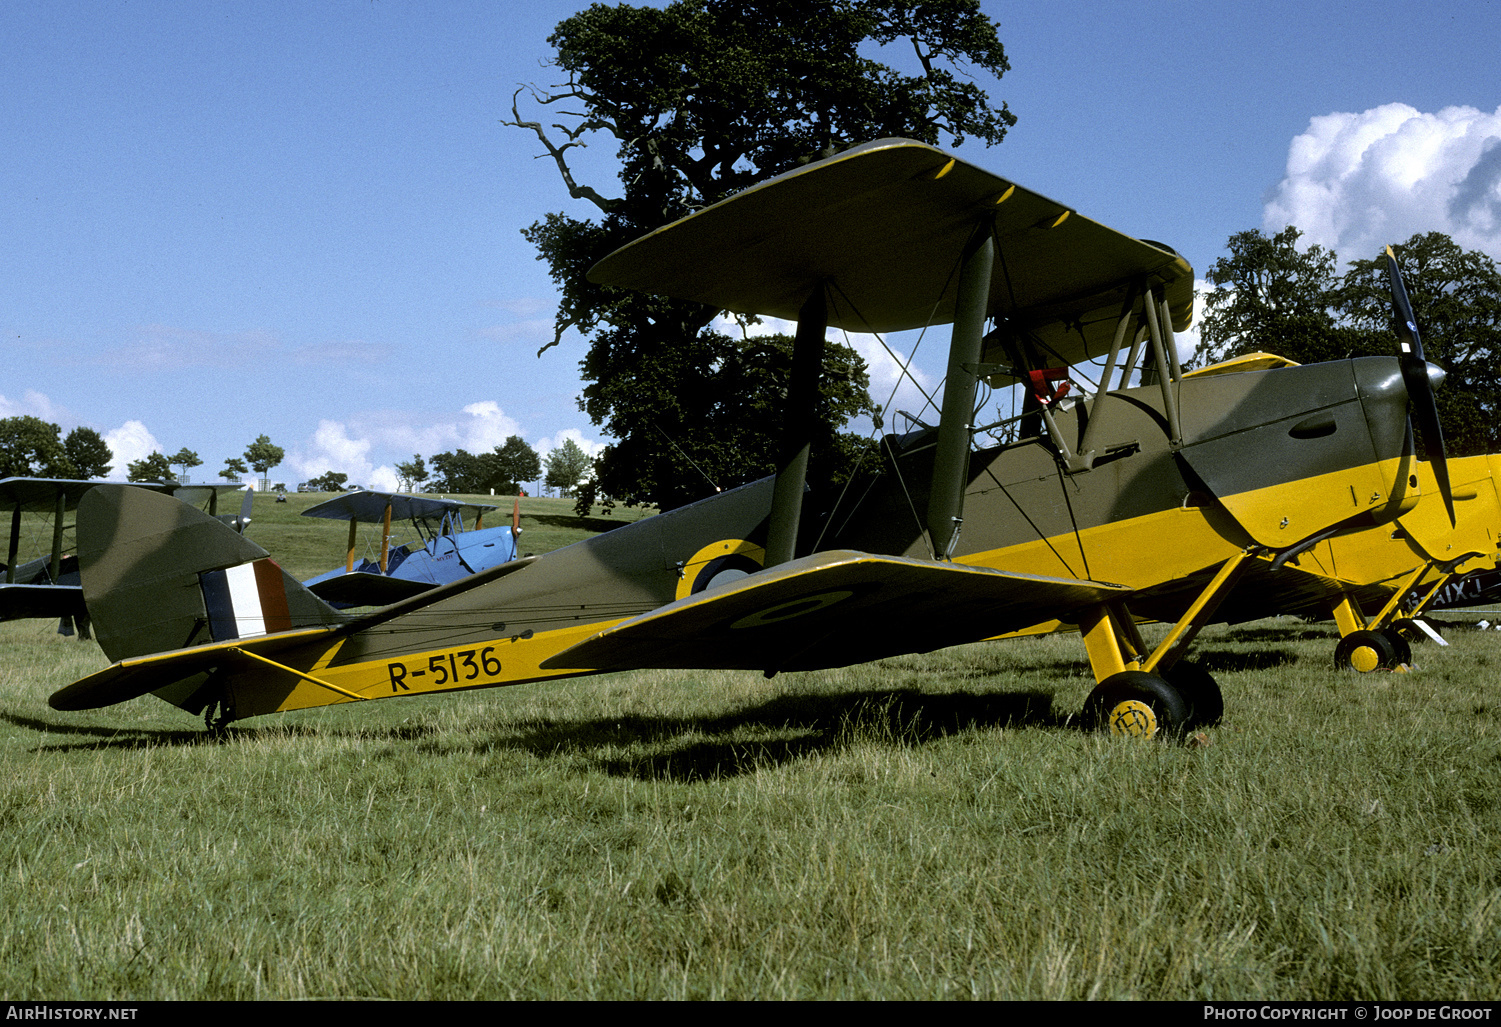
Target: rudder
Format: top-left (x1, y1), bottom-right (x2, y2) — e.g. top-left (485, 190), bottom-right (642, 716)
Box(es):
top-left (79, 485), bottom-right (348, 663)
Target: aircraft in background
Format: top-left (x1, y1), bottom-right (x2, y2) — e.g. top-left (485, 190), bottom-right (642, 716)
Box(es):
top-left (1, 478), bottom-right (250, 637)
top-left (298, 490), bottom-right (519, 607)
top-left (48, 139), bottom-right (1453, 740)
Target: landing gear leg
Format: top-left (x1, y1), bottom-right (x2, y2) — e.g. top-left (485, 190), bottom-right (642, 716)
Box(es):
top-left (1073, 551), bottom-right (1247, 739)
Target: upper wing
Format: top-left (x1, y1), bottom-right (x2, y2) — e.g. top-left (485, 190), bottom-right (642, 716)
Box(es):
top-left (301, 491), bottom-right (498, 524)
top-left (541, 549), bottom-right (1129, 673)
top-left (588, 137), bottom-right (1192, 366)
top-left (0, 477), bottom-right (105, 511)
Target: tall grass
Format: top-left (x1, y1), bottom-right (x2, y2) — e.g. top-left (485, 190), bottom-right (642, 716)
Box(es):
top-left (1, 615), bottom-right (1497, 999)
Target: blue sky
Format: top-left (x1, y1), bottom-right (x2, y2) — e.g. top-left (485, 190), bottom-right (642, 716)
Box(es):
top-left (4, 1), bottom-right (1500, 493)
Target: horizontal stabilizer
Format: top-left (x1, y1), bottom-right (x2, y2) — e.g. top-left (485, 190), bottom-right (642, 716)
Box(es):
top-left (305, 571), bottom-right (435, 607)
top-left (49, 627), bottom-right (338, 711)
top-left (0, 583), bottom-right (84, 621)
top-left (541, 550), bottom-right (1129, 673)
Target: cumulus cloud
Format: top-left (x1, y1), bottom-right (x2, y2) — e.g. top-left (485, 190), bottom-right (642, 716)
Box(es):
top-left (104, 420), bottom-right (163, 475)
top-left (281, 401), bottom-right (534, 493)
top-left (534, 427), bottom-right (607, 461)
top-left (0, 389), bottom-right (67, 422)
top-left (1264, 103), bottom-right (1501, 262)
top-left (286, 419), bottom-right (400, 493)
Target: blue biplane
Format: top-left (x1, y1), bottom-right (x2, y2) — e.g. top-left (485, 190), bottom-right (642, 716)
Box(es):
top-left (299, 491), bottom-right (519, 607)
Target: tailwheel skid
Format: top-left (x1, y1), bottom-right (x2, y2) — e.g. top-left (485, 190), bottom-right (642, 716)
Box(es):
top-left (203, 697), bottom-right (237, 738)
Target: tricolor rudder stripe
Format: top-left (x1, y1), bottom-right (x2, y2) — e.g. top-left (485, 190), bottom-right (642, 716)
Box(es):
top-left (200, 559), bottom-right (293, 640)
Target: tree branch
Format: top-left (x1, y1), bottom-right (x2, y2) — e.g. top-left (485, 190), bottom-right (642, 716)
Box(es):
top-left (504, 86), bottom-right (621, 214)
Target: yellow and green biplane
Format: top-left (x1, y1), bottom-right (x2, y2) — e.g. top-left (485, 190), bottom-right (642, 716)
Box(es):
top-left (50, 139), bottom-right (1456, 740)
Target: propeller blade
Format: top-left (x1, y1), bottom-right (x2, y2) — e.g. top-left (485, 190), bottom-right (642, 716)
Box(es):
top-left (236, 487), bottom-right (254, 534)
top-left (511, 496), bottom-right (521, 544)
top-left (1387, 246), bottom-right (1454, 527)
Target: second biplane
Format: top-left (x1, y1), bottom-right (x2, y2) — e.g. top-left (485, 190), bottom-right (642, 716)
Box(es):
top-left (298, 490), bottom-right (518, 607)
top-left (50, 139), bottom-right (1453, 740)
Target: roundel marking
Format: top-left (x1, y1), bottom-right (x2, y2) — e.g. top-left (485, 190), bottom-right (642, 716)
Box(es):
top-left (676, 539), bottom-right (766, 601)
top-left (729, 589), bottom-right (855, 630)
top-left (1107, 699), bottom-right (1157, 739)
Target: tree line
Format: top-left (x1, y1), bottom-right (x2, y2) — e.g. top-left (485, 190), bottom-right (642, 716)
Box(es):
top-left (0, 418), bottom-right (596, 499)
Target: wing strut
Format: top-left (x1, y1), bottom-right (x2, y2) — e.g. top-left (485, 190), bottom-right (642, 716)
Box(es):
top-left (926, 228), bottom-right (995, 559)
top-left (765, 287), bottom-right (828, 566)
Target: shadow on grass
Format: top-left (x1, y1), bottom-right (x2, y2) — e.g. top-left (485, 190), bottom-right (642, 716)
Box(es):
top-left (525, 513), bottom-right (627, 534)
top-left (451, 686), bottom-right (1064, 782)
top-left (1185, 647), bottom-right (1302, 673)
top-left (1, 710), bottom-right (458, 752)
top-left (1, 711), bottom-right (212, 751)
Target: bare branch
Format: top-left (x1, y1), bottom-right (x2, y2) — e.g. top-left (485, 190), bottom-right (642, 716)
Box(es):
top-left (503, 86), bottom-right (620, 213)
top-left (537, 314), bottom-right (578, 358)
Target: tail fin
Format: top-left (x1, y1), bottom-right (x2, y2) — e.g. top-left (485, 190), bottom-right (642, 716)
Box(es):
top-left (79, 485), bottom-right (348, 663)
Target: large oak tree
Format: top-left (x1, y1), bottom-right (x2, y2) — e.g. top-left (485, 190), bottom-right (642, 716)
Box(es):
top-left (509, 0), bottom-right (1015, 511)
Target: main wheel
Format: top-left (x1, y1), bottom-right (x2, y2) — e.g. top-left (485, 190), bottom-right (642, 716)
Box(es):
top-left (1162, 660), bottom-right (1224, 728)
top-left (1380, 628), bottom-right (1413, 668)
top-left (1334, 629), bottom-right (1397, 672)
top-left (1081, 671), bottom-right (1189, 740)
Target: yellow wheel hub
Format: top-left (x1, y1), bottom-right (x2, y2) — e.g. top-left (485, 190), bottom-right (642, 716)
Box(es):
top-left (1349, 644), bottom-right (1381, 673)
top-left (1107, 699), bottom-right (1157, 738)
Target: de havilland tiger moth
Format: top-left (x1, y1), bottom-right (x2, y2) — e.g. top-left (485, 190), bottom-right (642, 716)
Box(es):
top-left (48, 139), bottom-right (1458, 739)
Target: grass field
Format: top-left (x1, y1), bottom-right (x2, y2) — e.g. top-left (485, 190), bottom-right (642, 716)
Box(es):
top-left (2, 494), bottom-right (1499, 999)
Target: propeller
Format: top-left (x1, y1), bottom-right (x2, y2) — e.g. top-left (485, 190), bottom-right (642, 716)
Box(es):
top-left (233, 487), bottom-right (254, 534)
top-left (510, 496), bottom-right (521, 546)
top-left (1387, 245), bottom-right (1455, 528)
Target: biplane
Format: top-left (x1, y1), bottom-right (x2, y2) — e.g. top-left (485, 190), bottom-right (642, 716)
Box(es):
top-left (49, 139), bottom-right (1453, 740)
top-left (298, 490), bottom-right (517, 607)
top-left (1, 478), bottom-right (249, 637)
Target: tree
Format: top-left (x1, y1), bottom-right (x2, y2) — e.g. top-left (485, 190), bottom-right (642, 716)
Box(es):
top-left (429, 450), bottom-right (486, 494)
top-left (429, 437), bottom-right (541, 494)
top-left (220, 457), bottom-right (249, 480)
top-left (244, 435), bottom-right (284, 490)
top-left (0, 416), bottom-right (73, 478)
top-left (1195, 226), bottom-right (1354, 367)
top-left (1195, 227), bottom-right (1501, 457)
top-left (126, 451), bottom-right (175, 483)
top-left (509, 0), bottom-right (1013, 510)
top-left (63, 427), bottom-right (112, 478)
top-left (492, 436), bottom-right (541, 493)
top-left (304, 471), bottom-right (349, 492)
top-left (544, 438), bottom-right (594, 497)
top-left (169, 447), bottom-right (202, 483)
top-left (395, 454), bottom-right (429, 492)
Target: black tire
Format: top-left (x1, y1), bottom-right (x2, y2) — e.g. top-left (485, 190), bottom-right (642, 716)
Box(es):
top-left (1162, 660), bottom-right (1224, 728)
top-left (1380, 628), bottom-right (1413, 667)
top-left (1081, 671), bottom-right (1188, 740)
top-left (1334, 629), bottom-right (1397, 673)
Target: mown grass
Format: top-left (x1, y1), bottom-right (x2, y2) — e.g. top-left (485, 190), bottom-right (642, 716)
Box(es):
top-left (2, 612), bottom-right (1499, 999)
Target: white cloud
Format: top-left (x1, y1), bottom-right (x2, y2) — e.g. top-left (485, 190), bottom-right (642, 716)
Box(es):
top-left (104, 420), bottom-right (163, 476)
top-left (534, 427), bottom-right (607, 461)
top-left (0, 389), bottom-right (66, 421)
top-left (1265, 103), bottom-right (1501, 262)
top-left (287, 419), bottom-right (398, 493)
